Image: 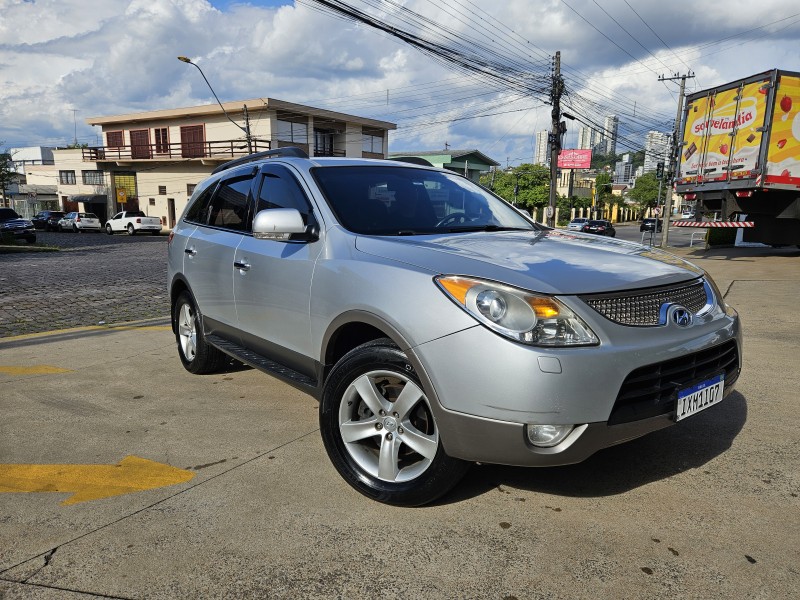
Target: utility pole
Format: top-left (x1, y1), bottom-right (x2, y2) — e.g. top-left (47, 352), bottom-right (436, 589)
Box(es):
top-left (243, 105), bottom-right (253, 154)
top-left (70, 109), bottom-right (78, 145)
top-left (658, 72), bottom-right (694, 246)
top-left (548, 51), bottom-right (564, 228)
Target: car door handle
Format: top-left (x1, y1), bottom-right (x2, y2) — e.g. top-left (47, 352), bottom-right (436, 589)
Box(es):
top-left (184, 248), bottom-right (197, 256)
top-left (233, 260), bottom-right (251, 271)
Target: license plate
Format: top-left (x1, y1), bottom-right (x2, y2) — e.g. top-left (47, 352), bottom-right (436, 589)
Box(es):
top-left (675, 374), bottom-right (724, 421)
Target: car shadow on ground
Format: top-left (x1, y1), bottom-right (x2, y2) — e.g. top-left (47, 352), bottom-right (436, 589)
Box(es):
top-left (442, 391), bottom-right (747, 504)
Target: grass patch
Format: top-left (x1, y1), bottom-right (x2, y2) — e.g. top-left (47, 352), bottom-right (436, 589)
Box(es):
top-left (706, 228), bottom-right (737, 247)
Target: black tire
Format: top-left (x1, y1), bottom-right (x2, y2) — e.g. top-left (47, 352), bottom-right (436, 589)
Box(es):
top-left (73, 224), bottom-right (79, 233)
top-left (106, 224), bottom-right (113, 235)
top-left (172, 291), bottom-right (226, 374)
top-left (320, 339), bottom-right (469, 506)
top-left (127, 224), bottom-right (136, 236)
top-left (26, 236), bottom-right (36, 244)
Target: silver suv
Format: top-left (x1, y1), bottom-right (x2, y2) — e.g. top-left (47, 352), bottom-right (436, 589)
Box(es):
top-left (167, 149), bottom-right (741, 506)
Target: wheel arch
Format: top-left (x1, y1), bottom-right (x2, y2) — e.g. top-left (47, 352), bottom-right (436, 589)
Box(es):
top-left (319, 310), bottom-right (442, 415)
top-left (169, 275), bottom-right (193, 334)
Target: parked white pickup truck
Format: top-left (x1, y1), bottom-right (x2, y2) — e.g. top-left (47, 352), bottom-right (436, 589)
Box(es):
top-left (105, 211), bottom-right (162, 236)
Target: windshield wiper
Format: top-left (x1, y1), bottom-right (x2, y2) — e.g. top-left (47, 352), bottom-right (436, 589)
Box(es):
top-left (444, 225), bottom-right (533, 233)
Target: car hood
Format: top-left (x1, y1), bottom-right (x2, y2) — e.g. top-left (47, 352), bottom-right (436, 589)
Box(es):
top-left (354, 229), bottom-right (703, 295)
top-left (1, 218), bottom-right (33, 228)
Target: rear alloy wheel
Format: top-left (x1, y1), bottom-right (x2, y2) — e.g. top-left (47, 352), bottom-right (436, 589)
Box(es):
top-left (106, 224), bottom-right (113, 235)
top-left (320, 339), bottom-right (469, 506)
top-left (127, 224), bottom-right (136, 236)
top-left (173, 291), bottom-right (226, 374)
top-left (73, 224), bottom-right (79, 233)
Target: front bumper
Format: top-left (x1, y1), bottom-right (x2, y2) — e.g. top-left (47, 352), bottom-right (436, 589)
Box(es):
top-left (2, 227), bottom-right (36, 239)
top-left (410, 305), bottom-right (741, 467)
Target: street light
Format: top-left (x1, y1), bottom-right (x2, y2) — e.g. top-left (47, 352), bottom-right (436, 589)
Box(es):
top-left (177, 56), bottom-right (252, 153)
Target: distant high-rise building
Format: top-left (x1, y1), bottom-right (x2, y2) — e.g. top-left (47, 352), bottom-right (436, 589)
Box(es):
top-left (578, 126), bottom-right (598, 151)
top-left (643, 130), bottom-right (671, 174)
top-left (614, 153), bottom-right (634, 184)
top-left (602, 115), bottom-right (619, 156)
top-left (535, 130), bottom-right (550, 165)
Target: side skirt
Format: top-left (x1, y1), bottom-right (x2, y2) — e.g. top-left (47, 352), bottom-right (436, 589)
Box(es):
top-left (206, 334), bottom-right (322, 398)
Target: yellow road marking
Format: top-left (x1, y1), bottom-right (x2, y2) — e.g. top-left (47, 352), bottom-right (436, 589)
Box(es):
top-left (0, 365), bottom-right (73, 375)
top-left (0, 456), bottom-right (195, 505)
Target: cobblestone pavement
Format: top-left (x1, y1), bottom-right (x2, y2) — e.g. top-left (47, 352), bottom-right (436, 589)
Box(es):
top-left (0, 231), bottom-right (170, 338)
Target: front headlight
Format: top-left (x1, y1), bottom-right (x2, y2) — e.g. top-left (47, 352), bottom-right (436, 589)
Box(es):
top-left (435, 275), bottom-right (599, 347)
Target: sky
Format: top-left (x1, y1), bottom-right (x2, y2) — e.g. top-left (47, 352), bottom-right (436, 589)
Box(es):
top-left (1, 0), bottom-right (799, 166)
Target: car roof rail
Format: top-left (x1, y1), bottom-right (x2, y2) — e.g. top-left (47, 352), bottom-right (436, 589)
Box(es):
top-left (211, 147), bottom-right (309, 175)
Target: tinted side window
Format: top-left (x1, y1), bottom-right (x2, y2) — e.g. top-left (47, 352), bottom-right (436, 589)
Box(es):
top-left (255, 165), bottom-right (312, 217)
top-left (207, 175), bottom-right (254, 231)
top-left (184, 182), bottom-right (217, 224)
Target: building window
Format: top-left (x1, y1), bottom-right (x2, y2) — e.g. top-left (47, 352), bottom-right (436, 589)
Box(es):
top-left (180, 125), bottom-right (205, 158)
top-left (187, 183), bottom-right (196, 196)
top-left (149, 198), bottom-right (156, 206)
top-left (362, 131), bottom-right (383, 154)
top-left (314, 129), bottom-right (335, 156)
top-left (276, 119), bottom-right (308, 143)
top-left (158, 185), bottom-right (167, 195)
top-left (82, 170), bottom-right (103, 185)
top-left (130, 129), bottom-right (151, 159)
top-left (59, 170), bottom-right (76, 185)
top-left (107, 131), bottom-right (124, 148)
top-left (154, 128), bottom-right (169, 154)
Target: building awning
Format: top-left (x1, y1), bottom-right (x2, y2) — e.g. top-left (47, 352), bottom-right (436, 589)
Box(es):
top-left (70, 195), bottom-right (107, 204)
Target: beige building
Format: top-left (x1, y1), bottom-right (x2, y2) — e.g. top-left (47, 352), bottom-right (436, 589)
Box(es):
top-left (48, 98), bottom-right (396, 226)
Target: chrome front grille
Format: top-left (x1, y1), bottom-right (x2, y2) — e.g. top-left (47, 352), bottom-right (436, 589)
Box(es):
top-left (580, 280), bottom-right (708, 326)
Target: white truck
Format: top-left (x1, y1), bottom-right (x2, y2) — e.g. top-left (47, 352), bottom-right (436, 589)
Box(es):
top-left (105, 211), bottom-right (163, 236)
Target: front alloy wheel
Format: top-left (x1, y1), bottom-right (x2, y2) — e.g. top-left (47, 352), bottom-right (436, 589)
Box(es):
top-left (320, 340), bottom-right (468, 506)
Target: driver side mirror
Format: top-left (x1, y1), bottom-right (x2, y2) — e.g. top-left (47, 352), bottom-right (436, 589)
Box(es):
top-left (253, 208), bottom-right (318, 241)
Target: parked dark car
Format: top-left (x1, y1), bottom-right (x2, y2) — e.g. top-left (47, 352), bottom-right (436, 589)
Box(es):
top-left (640, 218), bottom-right (663, 233)
top-left (31, 210), bottom-right (65, 231)
top-left (0, 208), bottom-right (36, 243)
top-left (582, 219), bottom-right (616, 236)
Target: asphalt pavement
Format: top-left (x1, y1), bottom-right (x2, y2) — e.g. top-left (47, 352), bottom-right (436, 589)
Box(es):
top-left (0, 229), bottom-right (798, 599)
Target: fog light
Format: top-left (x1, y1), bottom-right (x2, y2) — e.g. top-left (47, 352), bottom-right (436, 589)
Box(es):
top-left (526, 424), bottom-right (574, 447)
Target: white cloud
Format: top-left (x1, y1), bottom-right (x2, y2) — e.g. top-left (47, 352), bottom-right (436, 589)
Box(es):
top-left (0, 0), bottom-right (798, 165)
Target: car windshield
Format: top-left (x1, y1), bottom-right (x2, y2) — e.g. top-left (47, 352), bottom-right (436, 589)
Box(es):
top-left (0, 208), bottom-right (20, 220)
top-left (313, 165), bottom-right (538, 235)
top-left (588, 220), bottom-right (606, 226)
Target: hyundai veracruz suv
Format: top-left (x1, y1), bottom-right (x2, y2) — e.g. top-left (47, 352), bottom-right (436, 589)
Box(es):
top-left (167, 148), bottom-right (741, 506)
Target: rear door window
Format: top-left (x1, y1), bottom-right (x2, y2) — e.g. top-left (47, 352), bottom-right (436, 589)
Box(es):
top-left (184, 167), bottom-right (256, 231)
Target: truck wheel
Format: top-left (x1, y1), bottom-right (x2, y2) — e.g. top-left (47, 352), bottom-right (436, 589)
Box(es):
top-left (173, 291), bottom-right (226, 374)
top-left (127, 224), bottom-right (136, 236)
top-left (106, 224), bottom-right (113, 235)
top-left (320, 339), bottom-right (469, 506)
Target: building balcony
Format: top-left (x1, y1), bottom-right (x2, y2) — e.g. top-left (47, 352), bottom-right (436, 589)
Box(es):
top-left (81, 139), bottom-right (272, 165)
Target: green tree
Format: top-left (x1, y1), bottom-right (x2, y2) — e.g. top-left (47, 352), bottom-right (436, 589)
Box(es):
top-left (594, 172), bottom-right (614, 207)
top-left (0, 143), bottom-right (16, 208)
top-left (627, 172), bottom-right (662, 211)
top-left (480, 164), bottom-right (551, 209)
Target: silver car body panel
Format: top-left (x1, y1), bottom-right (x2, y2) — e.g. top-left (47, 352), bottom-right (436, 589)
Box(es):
top-left (168, 156), bottom-right (742, 468)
